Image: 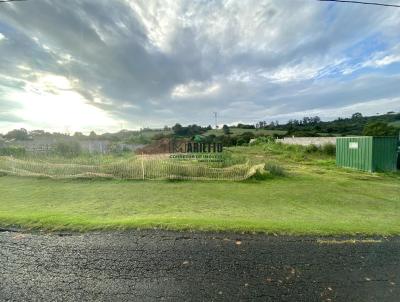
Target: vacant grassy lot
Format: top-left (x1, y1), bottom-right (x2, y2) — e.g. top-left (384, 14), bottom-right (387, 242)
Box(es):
top-left (0, 143), bottom-right (399, 235)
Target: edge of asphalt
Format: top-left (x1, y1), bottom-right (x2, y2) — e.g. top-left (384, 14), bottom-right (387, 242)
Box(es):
top-left (0, 226), bottom-right (397, 243)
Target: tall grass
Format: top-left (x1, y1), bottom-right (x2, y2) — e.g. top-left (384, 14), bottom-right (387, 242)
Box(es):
top-left (264, 161), bottom-right (286, 177)
top-left (263, 141), bottom-right (336, 160)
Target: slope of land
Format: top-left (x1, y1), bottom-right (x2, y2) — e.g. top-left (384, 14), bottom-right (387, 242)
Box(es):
top-left (0, 143), bottom-right (399, 235)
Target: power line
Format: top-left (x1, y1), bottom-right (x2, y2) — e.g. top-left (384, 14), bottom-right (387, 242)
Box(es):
top-left (318, 0), bottom-right (400, 8)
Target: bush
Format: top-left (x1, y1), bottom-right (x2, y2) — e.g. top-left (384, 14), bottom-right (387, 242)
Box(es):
top-left (236, 138), bottom-right (247, 146)
top-left (0, 146), bottom-right (26, 157)
top-left (264, 162), bottom-right (286, 177)
top-left (322, 143), bottom-right (336, 156)
top-left (363, 122), bottom-right (397, 136)
top-left (305, 144), bottom-right (319, 153)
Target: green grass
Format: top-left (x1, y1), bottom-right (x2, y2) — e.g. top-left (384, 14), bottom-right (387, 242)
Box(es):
top-left (0, 142), bottom-right (399, 235)
top-left (139, 129), bottom-right (173, 138)
top-left (389, 120), bottom-right (400, 129)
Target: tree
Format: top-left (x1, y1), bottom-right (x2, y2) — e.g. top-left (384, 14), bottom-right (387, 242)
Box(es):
top-left (363, 122), bottom-right (397, 136)
top-left (351, 112), bottom-right (363, 119)
top-left (239, 131), bottom-right (256, 143)
top-left (172, 123), bottom-right (184, 136)
top-left (187, 124), bottom-right (203, 136)
top-left (237, 123), bottom-right (255, 129)
top-left (172, 124), bottom-right (203, 136)
top-left (5, 128), bottom-right (29, 140)
top-left (89, 131), bottom-right (97, 139)
top-left (222, 124), bottom-right (230, 135)
top-left (73, 132), bottom-right (85, 138)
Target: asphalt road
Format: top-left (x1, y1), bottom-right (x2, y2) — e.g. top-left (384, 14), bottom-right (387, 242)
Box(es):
top-left (0, 230), bottom-right (399, 302)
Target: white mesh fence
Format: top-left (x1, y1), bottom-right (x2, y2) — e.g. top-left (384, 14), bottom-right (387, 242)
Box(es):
top-left (0, 155), bottom-right (263, 181)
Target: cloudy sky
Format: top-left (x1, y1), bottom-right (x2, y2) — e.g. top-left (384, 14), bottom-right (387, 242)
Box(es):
top-left (0, 0), bottom-right (400, 134)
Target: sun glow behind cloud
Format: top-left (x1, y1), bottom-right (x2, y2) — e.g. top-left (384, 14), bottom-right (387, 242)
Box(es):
top-left (6, 74), bottom-right (118, 133)
top-left (1, 0), bottom-right (400, 132)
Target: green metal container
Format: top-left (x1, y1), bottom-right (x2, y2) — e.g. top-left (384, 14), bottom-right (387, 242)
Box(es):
top-left (336, 136), bottom-right (398, 172)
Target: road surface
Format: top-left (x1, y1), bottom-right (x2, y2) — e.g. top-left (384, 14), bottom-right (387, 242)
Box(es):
top-left (0, 229), bottom-right (399, 301)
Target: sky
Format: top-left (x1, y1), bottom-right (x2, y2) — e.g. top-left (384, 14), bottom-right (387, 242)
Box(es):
top-left (0, 0), bottom-right (400, 134)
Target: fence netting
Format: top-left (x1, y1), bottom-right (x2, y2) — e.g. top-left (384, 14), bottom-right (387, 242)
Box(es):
top-left (0, 155), bottom-right (263, 181)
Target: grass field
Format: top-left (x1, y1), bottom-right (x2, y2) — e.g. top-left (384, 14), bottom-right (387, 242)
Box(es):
top-left (139, 129), bottom-right (173, 137)
top-left (0, 142), bottom-right (399, 235)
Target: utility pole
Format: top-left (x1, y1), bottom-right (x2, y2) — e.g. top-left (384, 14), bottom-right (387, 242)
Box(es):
top-left (64, 126), bottom-right (70, 136)
top-left (213, 112), bottom-right (218, 129)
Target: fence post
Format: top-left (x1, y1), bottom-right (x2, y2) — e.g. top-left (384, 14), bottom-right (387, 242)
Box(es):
top-left (141, 153), bottom-right (145, 180)
top-left (11, 155), bottom-right (15, 174)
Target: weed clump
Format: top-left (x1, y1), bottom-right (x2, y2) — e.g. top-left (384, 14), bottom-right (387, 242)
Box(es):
top-left (0, 146), bottom-right (26, 157)
top-left (322, 143), bottom-right (336, 156)
top-left (247, 161), bottom-right (286, 181)
top-left (304, 143), bottom-right (336, 156)
top-left (305, 144), bottom-right (319, 153)
top-left (264, 162), bottom-right (286, 177)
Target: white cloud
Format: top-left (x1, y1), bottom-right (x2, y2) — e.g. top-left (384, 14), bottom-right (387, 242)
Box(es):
top-left (0, 0), bottom-right (400, 132)
top-left (363, 46), bottom-right (400, 68)
top-left (265, 97), bottom-right (400, 123)
top-left (0, 32), bottom-right (5, 41)
top-left (172, 81), bottom-right (220, 99)
top-left (126, 0), bottom-right (181, 52)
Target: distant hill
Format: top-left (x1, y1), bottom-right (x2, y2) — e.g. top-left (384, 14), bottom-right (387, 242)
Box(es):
top-left (1, 112), bottom-right (399, 145)
top-left (389, 120), bottom-right (400, 129)
top-left (205, 128), bottom-right (286, 136)
top-left (261, 112), bottom-right (400, 137)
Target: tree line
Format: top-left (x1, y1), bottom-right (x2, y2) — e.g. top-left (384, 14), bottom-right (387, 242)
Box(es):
top-left (1, 112), bottom-right (399, 143)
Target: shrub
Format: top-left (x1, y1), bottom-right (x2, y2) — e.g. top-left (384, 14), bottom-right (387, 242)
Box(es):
top-left (236, 138), bottom-right (247, 146)
top-left (322, 143), bottom-right (336, 156)
top-left (305, 144), bottom-right (319, 153)
top-left (0, 146), bottom-right (26, 157)
top-left (240, 131), bottom-right (256, 142)
top-left (264, 162), bottom-right (286, 177)
top-left (363, 121), bottom-right (397, 136)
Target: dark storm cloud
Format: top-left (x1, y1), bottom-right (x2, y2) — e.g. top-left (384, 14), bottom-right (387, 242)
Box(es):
top-left (0, 0), bottom-right (400, 131)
